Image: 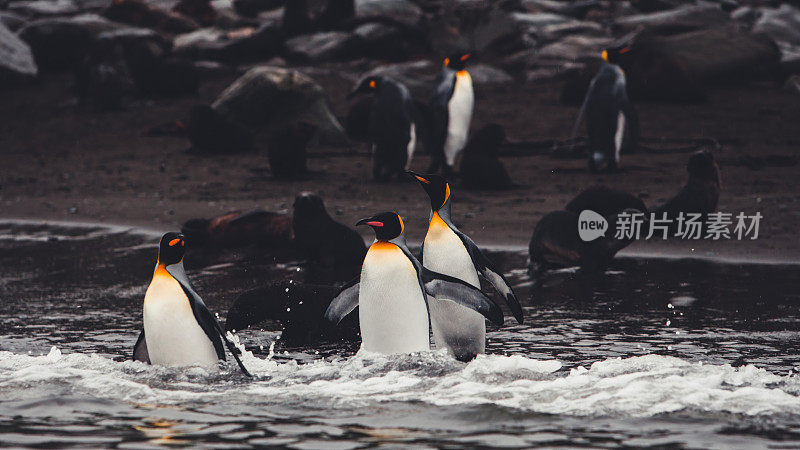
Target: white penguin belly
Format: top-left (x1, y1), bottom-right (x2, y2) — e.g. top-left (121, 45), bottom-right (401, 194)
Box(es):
top-left (405, 122), bottom-right (416, 171)
top-left (358, 243), bottom-right (430, 354)
top-left (444, 71), bottom-right (474, 167)
top-left (423, 214), bottom-right (485, 359)
top-left (143, 268), bottom-right (219, 369)
top-left (614, 112), bottom-right (625, 164)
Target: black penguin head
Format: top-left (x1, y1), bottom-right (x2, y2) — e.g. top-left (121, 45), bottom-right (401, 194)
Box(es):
top-left (601, 45), bottom-right (632, 65)
top-left (347, 76), bottom-right (382, 99)
top-left (444, 52), bottom-right (471, 71)
top-left (157, 232), bottom-right (185, 266)
top-left (687, 150), bottom-right (720, 183)
top-left (356, 212), bottom-right (404, 241)
top-left (407, 171), bottom-right (450, 211)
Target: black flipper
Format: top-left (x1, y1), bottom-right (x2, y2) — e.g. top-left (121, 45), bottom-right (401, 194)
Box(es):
top-left (323, 276), bottom-right (360, 325)
top-left (166, 264), bottom-right (252, 377)
top-left (450, 228), bottom-right (524, 324)
top-left (133, 329), bottom-right (150, 364)
top-left (418, 266), bottom-right (504, 326)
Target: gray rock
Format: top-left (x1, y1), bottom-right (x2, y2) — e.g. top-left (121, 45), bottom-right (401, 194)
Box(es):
top-left (18, 14), bottom-right (119, 70)
top-left (537, 35), bottom-right (612, 61)
top-left (468, 64), bottom-right (514, 85)
top-left (363, 60), bottom-right (436, 97)
top-left (173, 23), bottom-right (281, 62)
top-left (785, 74), bottom-right (800, 94)
top-left (754, 5), bottom-right (800, 48)
top-left (212, 66), bottom-right (347, 145)
top-left (520, 0), bottom-right (603, 18)
top-left (0, 22), bottom-right (37, 81)
top-left (0, 12), bottom-right (27, 31)
top-left (284, 31), bottom-right (360, 63)
top-left (471, 8), bottom-right (526, 54)
top-left (355, 0), bottom-right (422, 26)
top-left (354, 22), bottom-right (406, 59)
top-left (8, 0), bottom-right (79, 17)
top-left (614, 4), bottom-right (730, 33)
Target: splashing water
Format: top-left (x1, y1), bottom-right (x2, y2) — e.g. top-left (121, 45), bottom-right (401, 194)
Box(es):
top-left (1, 221), bottom-right (800, 447)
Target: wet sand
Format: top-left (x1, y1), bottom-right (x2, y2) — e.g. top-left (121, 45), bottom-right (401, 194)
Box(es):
top-left (1, 71), bottom-right (799, 262)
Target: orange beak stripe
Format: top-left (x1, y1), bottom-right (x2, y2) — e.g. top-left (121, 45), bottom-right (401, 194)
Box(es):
top-left (366, 221), bottom-right (383, 227)
top-left (619, 46), bottom-right (632, 54)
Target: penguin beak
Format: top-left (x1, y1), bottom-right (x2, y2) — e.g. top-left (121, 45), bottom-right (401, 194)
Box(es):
top-left (405, 170), bottom-right (429, 185)
top-left (356, 218), bottom-right (383, 228)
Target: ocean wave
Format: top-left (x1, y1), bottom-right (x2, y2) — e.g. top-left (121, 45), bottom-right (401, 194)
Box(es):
top-left (1, 347), bottom-right (799, 419)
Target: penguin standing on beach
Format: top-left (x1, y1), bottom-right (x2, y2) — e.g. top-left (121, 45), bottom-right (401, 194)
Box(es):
top-left (324, 212), bottom-right (504, 355)
top-left (572, 46), bottom-right (638, 172)
top-left (408, 172), bottom-right (524, 361)
top-left (429, 52), bottom-right (474, 175)
top-left (347, 76), bottom-right (417, 181)
top-left (133, 232), bottom-right (251, 376)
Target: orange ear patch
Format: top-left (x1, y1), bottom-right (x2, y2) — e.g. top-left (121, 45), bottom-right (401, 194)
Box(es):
top-left (460, 53), bottom-right (471, 61)
top-left (415, 176), bottom-right (430, 184)
top-left (444, 57), bottom-right (450, 67)
top-left (169, 238), bottom-right (181, 246)
top-left (619, 46), bottom-right (632, 54)
top-left (369, 80), bottom-right (376, 88)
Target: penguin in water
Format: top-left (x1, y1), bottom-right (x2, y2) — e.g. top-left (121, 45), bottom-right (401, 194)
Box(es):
top-left (324, 212), bottom-right (504, 355)
top-left (429, 52), bottom-right (474, 175)
top-left (347, 76), bottom-right (417, 182)
top-left (407, 172), bottom-right (523, 360)
top-left (572, 46), bottom-right (639, 172)
top-left (133, 232), bottom-right (251, 376)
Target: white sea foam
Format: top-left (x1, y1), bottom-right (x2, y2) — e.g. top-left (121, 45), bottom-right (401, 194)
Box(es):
top-left (1, 348), bottom-right (799, 419)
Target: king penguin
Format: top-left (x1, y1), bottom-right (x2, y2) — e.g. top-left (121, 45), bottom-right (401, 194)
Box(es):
top-left (429, 52), bottom-right (474, 175)
top-left (347, 75), bottom-right (417, 182)
top-left (407, 172), bottom-right (524, 360)
top-left (133, 232), bottom-right (251, 376)
top-left (324, 212), bottom-right (504, 355)
top-left (572, 46), bottom-right (638, 172)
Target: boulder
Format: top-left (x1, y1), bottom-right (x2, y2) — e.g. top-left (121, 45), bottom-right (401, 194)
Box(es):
top-left (0, 22), bottom-right (38, 82)
top-left (173, 23), bottom-right (281, 62)
top-left (0, 12), bottom-right (28, 31)
top-left (103, 0), bottom-right (199, 34)
top-left (363, 60), bottom-right (436, 97)
top-left (8, 0), bottom-right (79, 18)
top-left (470, 7), bottom-right (526, 54)
top-left (614, 4), bottom-right (730, 34)
top-left (520, 0), bottom-right (604, 19)
top-left (172, 0), bottom-right (216, 26)
top-left (355, 0), bottom-right (421, 26)
top-left (233, 0), bottom-right (282, 18)
top-left (354, 21), bottom-right (424, 60)
top-left (211, 66), bottom-right (347, 145)
top-left (468, 64), bottom-right (514, 85)
top-left (753, 5), bottom-right (800, 48)
top-left (284, 31), bottom-right (361, 63)
top-left (18, 14), bottom-right (118, 70)
top-left (537, 35), bottom-right (612, 61)
top-left (564, 26), bottom-right (781, 103)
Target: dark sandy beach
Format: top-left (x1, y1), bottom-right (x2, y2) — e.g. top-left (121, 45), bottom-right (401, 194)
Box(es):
top-left (1, 70), bottom-right (798, 261)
